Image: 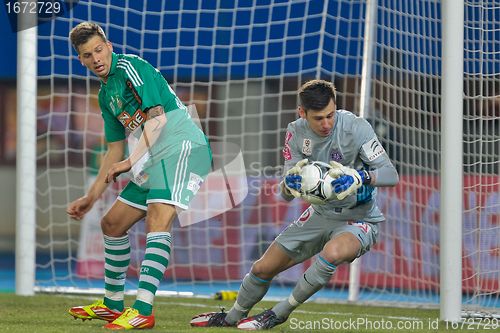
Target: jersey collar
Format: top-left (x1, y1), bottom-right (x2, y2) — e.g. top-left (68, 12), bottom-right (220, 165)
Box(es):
top-left (108, 52), bottom-right (119, 76)
top-left (100, 53), bottom-right (118, 86)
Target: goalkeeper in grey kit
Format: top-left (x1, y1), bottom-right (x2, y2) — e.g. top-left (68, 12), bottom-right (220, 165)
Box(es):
top-left (190, 79), bottom-right (399, 330)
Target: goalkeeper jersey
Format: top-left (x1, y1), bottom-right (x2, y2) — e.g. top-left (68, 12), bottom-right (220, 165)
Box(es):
top-left (282, 109), bottom-right (397, 222)
top-left (98, 52), bottom-right (206, 151)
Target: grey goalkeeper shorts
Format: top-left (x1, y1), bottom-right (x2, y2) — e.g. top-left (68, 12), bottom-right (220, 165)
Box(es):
top-left (275, 206), bottom-right (380, 263)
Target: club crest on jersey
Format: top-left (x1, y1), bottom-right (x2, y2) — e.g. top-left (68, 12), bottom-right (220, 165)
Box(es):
top-left (109, 95), bottom-right (123, 112)
top-left (118, 109), bottom-right (146, 131)
top-left (302, 138), bottom-right (312, 156)
top-left (330, 149), bottom-right (343, 162)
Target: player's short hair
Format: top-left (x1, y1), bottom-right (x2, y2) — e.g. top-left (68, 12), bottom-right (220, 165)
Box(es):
top-left (69, 22), bottom-right (107, 53)
top-left (299, 79), bottom-right (337, 111)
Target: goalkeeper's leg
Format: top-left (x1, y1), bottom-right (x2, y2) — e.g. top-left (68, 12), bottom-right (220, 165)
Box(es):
top-left (190, 242), bottom-right (296, 327)
top-left (237, 233), bottom-right (360, 330)
top-left (190, 272), bottom-right (273, 327)
top-left (226, 242), bottom-right (296, 324)
top-left (272, 228), bottom-right (371, 320)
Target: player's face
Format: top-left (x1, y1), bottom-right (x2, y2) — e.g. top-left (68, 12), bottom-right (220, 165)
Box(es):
top-left (77, 36), bottom-right (113, 81)
top-left (300, 99), bottom-right (336, 137)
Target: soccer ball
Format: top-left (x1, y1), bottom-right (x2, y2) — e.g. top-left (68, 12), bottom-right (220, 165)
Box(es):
top-left (300, 161), bottom-right (334, 204)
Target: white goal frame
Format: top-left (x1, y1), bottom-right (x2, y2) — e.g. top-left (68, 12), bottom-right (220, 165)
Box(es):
top-left (439, 0), bottom-right (464, 322)
top-left (16, 2), bottom-right (37, 297)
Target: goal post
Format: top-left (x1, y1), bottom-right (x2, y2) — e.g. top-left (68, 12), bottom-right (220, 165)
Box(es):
top-left (348, 0), bottom-right (378, 303)
top-left (15, 4), bottom-right (37, 296)
top-left (16, 0), bottom-right (499, 319)
top-left (440, 0), bottom-right (464, 322)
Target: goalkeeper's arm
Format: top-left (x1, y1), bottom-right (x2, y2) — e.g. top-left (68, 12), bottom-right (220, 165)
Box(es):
top-left (329, 161), bottom-right (399, 200)
top-left (366, 163), bottom-right (399, 186)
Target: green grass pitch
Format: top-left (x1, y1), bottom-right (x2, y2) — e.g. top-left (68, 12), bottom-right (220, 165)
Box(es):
top-left (0, 293), bottom-right (495, 332)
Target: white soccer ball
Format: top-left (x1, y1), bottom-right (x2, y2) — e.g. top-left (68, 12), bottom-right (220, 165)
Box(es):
top-left (300, 161), bottom-right (334, 204)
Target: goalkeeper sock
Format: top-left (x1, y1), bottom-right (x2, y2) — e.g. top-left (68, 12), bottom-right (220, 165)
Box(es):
top-left (103, 234), bottom-right (131, 312)
top-left (225, 273), bottom-right (271, 324)
top-left (133, 232), bottom-right (172, 316)
top-left (272, 256), bottom-right (336, 319)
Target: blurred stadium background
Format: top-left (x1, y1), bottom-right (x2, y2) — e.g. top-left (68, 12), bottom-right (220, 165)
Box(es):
top-left (1, 0), bottom-right (499, 324)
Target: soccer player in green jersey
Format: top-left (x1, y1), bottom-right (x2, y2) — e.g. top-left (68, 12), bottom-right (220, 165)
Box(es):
top-left (66, 22), bottom-right (211, 330)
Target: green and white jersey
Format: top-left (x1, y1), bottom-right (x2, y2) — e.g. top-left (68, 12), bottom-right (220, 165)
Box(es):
top-left (98, 52), bottom-right (206, 149)
top-left (282, 109), bottom-right (398, 222)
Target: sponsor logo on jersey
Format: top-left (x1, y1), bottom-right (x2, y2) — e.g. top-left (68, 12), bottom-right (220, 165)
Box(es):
top-left (126, 79), bottom-right (143, 105)
top-left (282, 131), bottom-right (293, 160)
top-left (294, 206), bottom-right (313, 227)
top-left (118, 109), bottom-right (146, 131)
top-left (283, 146), bottom-right (291, 160)
top-left (330, 149), bottom-right (343, 162)
top-left (187, 172), bottom-right (203, 194)
top-left (362, 137), bottom-right (386, 161)
top-left (348, 221), bottom-right (371, 234)
top-left (302, 138), bottom-right (312, 156)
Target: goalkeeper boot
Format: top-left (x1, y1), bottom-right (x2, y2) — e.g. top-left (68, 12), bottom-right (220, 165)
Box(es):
top-left (190, 309), bottom-right (235, 327)
top-left (237, 309), bottom-right (287, 330)
top-left (104, 308), bottom-right (155, 330)
top-left (68, 299), bottom-right (122, 322)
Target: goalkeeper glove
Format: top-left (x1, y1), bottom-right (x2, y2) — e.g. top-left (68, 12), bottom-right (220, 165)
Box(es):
top-left (328, 161), bottom-right (371, 200)
top-left (283, 159), bottom-right (308, 198)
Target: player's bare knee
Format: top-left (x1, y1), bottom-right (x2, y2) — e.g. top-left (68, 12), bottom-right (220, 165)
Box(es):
top-left (319, 246), bottom-right (342, 265)
top-left (100, 215), bottom-right (124, 237)
top-left (321, 242), bottom-right (357, 265)
top-left (146, 206), bottom-right (176, 232)
top-left (250, 260), bottom-right (276, 281)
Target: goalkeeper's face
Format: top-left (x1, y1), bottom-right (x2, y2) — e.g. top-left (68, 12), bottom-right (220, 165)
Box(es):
top-left (299, 99), bottom-right (336, 137)
top-left (78, 36), bottom-right (113, 81)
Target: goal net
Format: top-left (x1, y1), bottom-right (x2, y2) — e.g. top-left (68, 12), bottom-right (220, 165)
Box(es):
top-left (32, 0), bottom-right (499, 315)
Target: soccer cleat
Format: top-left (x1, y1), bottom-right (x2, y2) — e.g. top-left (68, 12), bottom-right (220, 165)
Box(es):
top-left (104, 308), bottom-right (155, 330)
top-left (237, 309), bottom-right (286, 330)
top-left (190, 310), bottom-right (235, 327)
top-left (68, 299), bottom-right (122, 322)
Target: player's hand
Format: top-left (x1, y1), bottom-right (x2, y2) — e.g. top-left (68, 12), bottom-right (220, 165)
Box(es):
top-left (66, 195), bottom-right (94, 220)
top-left (284, 159), bottom-right (308, 198)
top-left (285, 174), bottom-right (302, 191)
top-left (106, 159), bottom-right (132, 183)
top-left (328, 161), bottom-right (367, 200)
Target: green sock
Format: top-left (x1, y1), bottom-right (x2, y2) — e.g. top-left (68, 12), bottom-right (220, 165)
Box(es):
top-left (103, 234), bottom-right (130, 312)
top-left (133, 232), bottom-right (172, 315)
